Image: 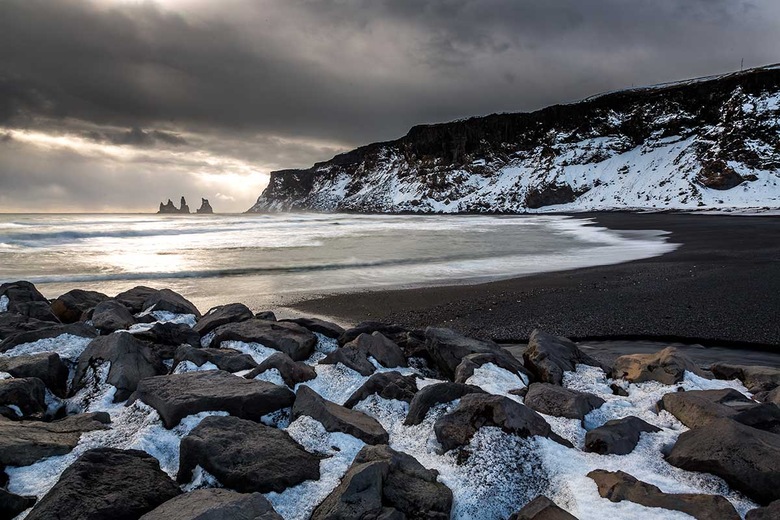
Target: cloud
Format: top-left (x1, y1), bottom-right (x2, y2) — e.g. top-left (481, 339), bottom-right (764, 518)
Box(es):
top-left (0, 0), bottom-right (778, 211)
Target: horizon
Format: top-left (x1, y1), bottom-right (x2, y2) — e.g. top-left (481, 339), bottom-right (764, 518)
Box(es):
top-left (2, 0), bottom-right (779, 213)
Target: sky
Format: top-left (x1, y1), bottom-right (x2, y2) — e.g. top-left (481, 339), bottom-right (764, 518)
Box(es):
top-left (1, 0), bottom-right (778, 213)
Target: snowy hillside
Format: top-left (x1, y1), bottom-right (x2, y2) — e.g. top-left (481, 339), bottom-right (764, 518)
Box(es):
top-left (248, 65), bottom-right (780, 213)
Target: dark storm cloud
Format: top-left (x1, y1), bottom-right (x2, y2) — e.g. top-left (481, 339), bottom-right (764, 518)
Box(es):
top-left (0, 0), bottom-right (778, 211)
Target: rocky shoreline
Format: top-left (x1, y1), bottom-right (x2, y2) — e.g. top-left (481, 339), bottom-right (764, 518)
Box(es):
top-left (1, 280), bottom-right (779, 519)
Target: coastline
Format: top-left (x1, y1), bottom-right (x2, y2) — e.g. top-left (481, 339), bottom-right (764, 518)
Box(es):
top-left (289, 212), bottom-right (780, 348)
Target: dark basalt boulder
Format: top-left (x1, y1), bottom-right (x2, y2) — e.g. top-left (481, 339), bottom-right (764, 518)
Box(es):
top-left (746, 500), bottom-right (780, 520)
top-left (320, 343), bottom-right (376, 376)
top-left (0, 281), bottom-right (58, 322)
top-left (193, 303), bottom-right (253, 337)
top-left (523, 329), bottom-right (604, 385)
top-left (584, 416), bottom-right (661, 455)
top-left (311, 460), bottom-right (390, 520)
top-left (353, 444), bottom-right (453, 519)
top-left (142, 288), bottom-right (201, 318)
top-left (404, 382), bottom-right (486, 426)
top-left (281, 317), bottom-right (345, 339)
top-left (525, 184), bottom-right (580, 209)
top-left (244, 352), bottom-right (316, 387)
top-left (292, 385), bottom-right (389, 444)
top-left (50, 289), bottom-right (108, 323)
top-left (0, 412), bottom-right (110, 467)
top-left (0, 322), bottom-right (97, 353)
top-left (0, 488), bottom-right (37, 519)
top-left (140, 488), bottom-right (283, 520)
top-left (757, 386), bottom-right (780, 406)
top-left (26, 447), bottom-right (181, 520)
top-left (255, 311), bottom-right (277, 321)
top-left (425, 327), bottom-right (523, 380)
top-left (588, 469), bottom-right (740, 520)
top-left (666, 418), bottom-right (780, 505)
top-left (346, 332), bottom-right (407, 369)
top-left (434, 393), bottom-right (572, 452)
top-left (0, 352), bottom-right (69, 397)
top-left (338, 321), bottom-right (409, 346)
top-left (73, 332), bottom-right (166, 402)
top-left (0, 377), bottom-right (46, 418)
top-left (174, 345), bottom-right (258, 373)
top-left (454, 351), bottom-right (531, 385)
top-left (210, 319), bottom-right (317, 361)
top-left (115, 286), bottom-right (159, 314)
top-left (133, 322), bottom-right (201, 350)
top-left (612, 347), bottom-right (705, 385)
top-left (130, 370), bottom-right (295, 428)
top-left (0, 313), bottom-right (54, 342)
top-left (92, 299), bottom-right (136, 333)
top-left (177, 415), bottom-right (320, 493)
top-left (344, 371), bottom-right (419, 409)
top-left (524, 383), bottom-right (605, 421)
top-left (661, 388), bottom-right (780, 433)
top-left (508, 496), bottom-right (578, 520)
top-left (710, 363), bottom-right (780, 393)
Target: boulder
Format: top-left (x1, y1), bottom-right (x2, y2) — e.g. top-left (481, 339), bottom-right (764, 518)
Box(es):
top-left (0, 281), bottom-right (58, 322)
top-left (612, 347), bottom-right (705, 385)
top-left (210, 319), bottom-right (317, 361)
top-left (292, 385), bottom-right (389, 444)
top-left (311, 460), bottom-right (389, 520)
top-left (344, 371), bottom-right (419, 409)
top-left (746, 500), bottom-right (780, 520)
top-left (115, 286), bottom-right (159, 313)
top-left (0, 412), bottom-right (110, 467)
top-left (0, 488), bottom-right (37, 519)
top-left (130, 370), bottom-right (295, 428)
top-left (710, 363), bottom-right (780, 393)
top-left (0, 377), bottom-right (46, 418)
top-left (255, 311), bottom-right (277, 321)
top-left (139, 488), bottom-right (283, 520)
top-left (425, 327), bottom-right (523, 380)
top-left (177, 415), bottom-right (320, 493)
top-left (133, 322), bottom-right (201, 350)
top-left (757, 386), bottom-right (780, 406)
top-left (339, 321), bottom-right (409, 346)
top-left (454, 351), bottom-right (531, 385)
top-left (50, 289), bottom-right (108, 323)
top-left (320, 344), bottom-right (376, 376)
top-left (508, 496), bottom-right (578, 520)
top-left (243, 352), bottom-right (316, 387)
top-left (666, 418), bottom-right (780, 505)
top-left (0, 352), bottom-right (69, 397)
top-left (73, 332), bottom-right (166, 402)
top-left (346, 332), bottom-right (407, 369)
top-left (26, 448), bottom-right (181, 520)
top-left (353, 444), bottom-right (453, 519)
top-left (584, 416), bottom-right (661, 455)
top-left (0, 322), bottom-right (97, 353)
top-left (434, 393), bottom-right (572, 452)
top-left (92, 299), bottom-right (136, 333)
top-left (0, 313), bottom-right (53, 342)
top-left (193, 303), bottom-right (253, 337)
top-left (661, 388), bottom-right (780, 433)
top-left (404, 382), bottom-right (485, 426)
top-left (282, 317), bottom-right (345, 339)
top-left (142, 288), bottom-right (201, 318)
top-left (524, 383), bottom-right (605, 421)
top-left (174, 345), bottom-right (258, 373)
top-left (588, 469), bottom-right (740, 520)
top-left (523, 329), bottom-right (603, 385)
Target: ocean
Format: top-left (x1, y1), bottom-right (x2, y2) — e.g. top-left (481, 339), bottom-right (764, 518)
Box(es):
top-left (0, 213), bottom-right (676, 312)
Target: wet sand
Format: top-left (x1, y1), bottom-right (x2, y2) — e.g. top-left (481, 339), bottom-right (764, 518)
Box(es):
top-left (291, 213), bottom-right (780, 351)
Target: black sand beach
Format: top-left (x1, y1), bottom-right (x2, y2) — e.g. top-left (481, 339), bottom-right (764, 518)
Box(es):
top-left (292, 213), bottom-right (780, 349)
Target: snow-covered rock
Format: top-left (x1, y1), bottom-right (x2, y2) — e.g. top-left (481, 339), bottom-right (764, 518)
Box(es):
top-left (248, 64), bottom-right (780, 213)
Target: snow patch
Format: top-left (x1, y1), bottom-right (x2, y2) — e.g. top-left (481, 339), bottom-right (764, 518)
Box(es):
top-left (0, 334), bottom-right (93, 362)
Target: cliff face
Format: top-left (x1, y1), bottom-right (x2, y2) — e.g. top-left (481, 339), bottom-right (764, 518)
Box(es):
top-left (248, 64), bottom-right (780, 213)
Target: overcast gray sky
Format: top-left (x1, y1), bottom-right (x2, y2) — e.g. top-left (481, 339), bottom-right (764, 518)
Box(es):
top-left (1, 0), bottom-right (778, 212)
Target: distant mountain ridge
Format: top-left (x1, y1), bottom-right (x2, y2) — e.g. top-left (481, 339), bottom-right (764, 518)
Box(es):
top-left (248, 64), bottom-right (780, 213)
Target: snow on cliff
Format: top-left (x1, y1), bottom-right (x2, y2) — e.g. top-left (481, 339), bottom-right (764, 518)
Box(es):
top-left (248, 65), bottom-right (780, 213)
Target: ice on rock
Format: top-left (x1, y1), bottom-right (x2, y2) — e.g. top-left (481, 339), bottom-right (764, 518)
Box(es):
top-left (200, 330), bottom-right (216, 348)
top-left (173, 360), bottom-right (219, 374)
top-left (301, 362), bottom-right (371, 405)
top-left (465, 362), bottom-right (527, 403)
top-left (0, 371), bottom-right (12, 379)
top-left (266, 415), bottom-right (366, 520)
top-left (219, 340), bottom-right (278, 364)
top-left (0, 294), bottom-right (9, 312)
top-left (135, 309), bottom-right (197, 327)
top-left (253, 367), bottom-right (285, 387)
top-left (0, 334), bottom-right (93, 361)
top-left (182, 465), bottom-right (224, 492)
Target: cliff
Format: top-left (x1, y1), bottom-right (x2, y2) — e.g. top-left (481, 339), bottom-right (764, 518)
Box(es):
top-left (248, 64), bottom-right (780, 213)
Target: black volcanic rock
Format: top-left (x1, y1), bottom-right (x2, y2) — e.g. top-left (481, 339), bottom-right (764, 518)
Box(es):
top-left (613, 346), bottom-right (705, 384)
top-left (50, 289), bottom-right (108, 323)
top-left (174, 345), bottom-right (258, 373)
top-left (404, 382), bottom-right (485, 426)
top-left (0, 377), bottom-right (47, 419)
top-left (0, 322), bottom-right (98, 353)
top-left (344, 371), bottom-right (418, 409)
top-left (509, 496), bottom-right (577, 520)
top-left (92, 299), bottom-right (136, 333)
top-left (281, 316), bottom-right (345, 339)
top-left (142, 288), bottom-right (201, 317)
top-left (26, 448), bottom-right (181, 520)
top-left (584, 416), bottom-right (661, 455)
top-left (139, 489), bottom-right (282, 520)
top-left (196, 198), bottom-right (214, 214)
top-left (524, 383), bottom-right (605, 421)
top-left (0, 352), bottom-right (69, 397)
top-left (243, 351), bottom-right (315, 387)
top-left (0, 488), bottom-right (37, 519)
top-left (210, 319), bottom-right (317, 361)
top-left (523, 329), bottom-right (603, 385)
top-left (115, 286), bottom-right (159, 313)
top-left (193, 303), bottom-right (253, 337)
top-left (710, 363), bottom-right (780, 393)
top-left (425, 327), bottom-right (523, 380)
top-left (158, 196), bottom-right (191, 214)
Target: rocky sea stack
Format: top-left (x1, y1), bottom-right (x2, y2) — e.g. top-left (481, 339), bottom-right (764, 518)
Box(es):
top-left (157, 197), bottom-right (214, 214)
top-left (0, 279), bottom-right (778, 519)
